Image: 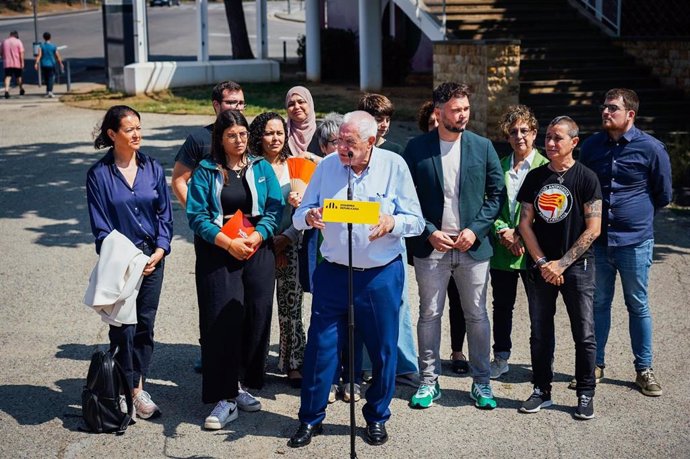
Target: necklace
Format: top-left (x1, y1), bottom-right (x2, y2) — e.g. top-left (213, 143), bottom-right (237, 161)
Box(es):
top-left (550, 163), bottom-right (573, 184)
top-left (226, 162), bottom-right (246, 178)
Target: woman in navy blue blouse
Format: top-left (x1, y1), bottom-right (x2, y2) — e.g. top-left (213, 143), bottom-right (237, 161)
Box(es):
top-left (86, 105), bottom-right (173, 420)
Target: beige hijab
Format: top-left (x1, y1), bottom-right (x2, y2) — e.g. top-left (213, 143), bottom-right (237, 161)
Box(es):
top-left (285, 86), bottom-right (316, 155)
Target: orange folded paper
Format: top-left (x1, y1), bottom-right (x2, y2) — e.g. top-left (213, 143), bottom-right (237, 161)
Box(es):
top-left (287, 156), bottom-right (317, 195)
top-left (221, 210), bottom-right (258, 258)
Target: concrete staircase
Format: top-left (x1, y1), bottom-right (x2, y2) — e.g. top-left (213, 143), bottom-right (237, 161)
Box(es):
top-left (423, 0), bottom-right (690, 137)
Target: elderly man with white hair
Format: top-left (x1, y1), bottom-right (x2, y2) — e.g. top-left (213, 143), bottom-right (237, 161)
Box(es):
top-left (287, 111), bottom-right (424, 448)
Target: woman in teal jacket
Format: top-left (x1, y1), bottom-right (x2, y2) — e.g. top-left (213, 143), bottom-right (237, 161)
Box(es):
top-left (488, 105), bottom-right (549, 380)
top-left (186, 109), bottom-right (283, 431)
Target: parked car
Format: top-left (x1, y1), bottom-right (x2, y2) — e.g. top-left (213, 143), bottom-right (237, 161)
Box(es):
top-left (150, 0), bottom-right (179, 6)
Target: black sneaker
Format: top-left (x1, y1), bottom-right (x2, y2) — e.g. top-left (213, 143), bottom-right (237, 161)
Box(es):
top-left (519, 387), bottom-right (553, 413)
top-left (19, 88), bottom-right (25, 96)
top-left (4, 91), bottom-right (8, 99)
top-left (574, 394), bottom-right (595, 420)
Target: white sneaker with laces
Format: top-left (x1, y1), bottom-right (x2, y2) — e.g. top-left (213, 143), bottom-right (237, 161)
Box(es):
top-left (237, 385), bottom-right (262, 412)
top-left (133, 390), bottom-right (161, 419)
top-left (204, 400), bottom-right (238, 430)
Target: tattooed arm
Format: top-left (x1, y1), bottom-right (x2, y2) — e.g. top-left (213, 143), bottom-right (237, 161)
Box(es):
top-left (540, 198), bottom-right (602, 283)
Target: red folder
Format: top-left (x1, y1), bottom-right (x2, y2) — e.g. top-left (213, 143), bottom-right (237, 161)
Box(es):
top-left (221, 210), bottom-right (258, 258)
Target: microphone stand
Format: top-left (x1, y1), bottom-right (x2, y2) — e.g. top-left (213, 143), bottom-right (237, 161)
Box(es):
top-left (346, 151), bottom-right (357, 459)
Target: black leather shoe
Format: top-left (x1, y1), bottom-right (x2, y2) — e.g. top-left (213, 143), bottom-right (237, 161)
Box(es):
top-left (287, 422), bottom-right (322, 448)
top-left (364, 421), bottom-right (388, 446)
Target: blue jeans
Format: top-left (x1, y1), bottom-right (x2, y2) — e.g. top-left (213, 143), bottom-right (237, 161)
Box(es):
top-left (109, 245), bottom-right (164, 391)
top-left (593, 239), bottom-right (654, 370)
top-left (527, 260), bottom-right (596, 396)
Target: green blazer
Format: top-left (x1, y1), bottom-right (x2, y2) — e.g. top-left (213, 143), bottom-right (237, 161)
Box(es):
top-left (403, 129), bottom-right (504, 261)
top-left (490, 149), bottom-right (549, 271)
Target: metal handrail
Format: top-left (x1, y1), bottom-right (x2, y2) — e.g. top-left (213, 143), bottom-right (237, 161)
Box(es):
top-left (574, 0), bottom-right (621, 36)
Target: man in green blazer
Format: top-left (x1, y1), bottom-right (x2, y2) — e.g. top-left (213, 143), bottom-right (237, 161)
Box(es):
top-left (488, 105), bottom-right (549, 380)
top-left (404, 82), bottom-right (504, 410)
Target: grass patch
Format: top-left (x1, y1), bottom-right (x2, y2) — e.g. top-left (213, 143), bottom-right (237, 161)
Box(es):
top-left (61, 81), bottom-right (431, 121)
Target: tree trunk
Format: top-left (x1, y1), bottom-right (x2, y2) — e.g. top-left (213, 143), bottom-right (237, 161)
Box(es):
top-left (223, 0), bottom-right (255, 59)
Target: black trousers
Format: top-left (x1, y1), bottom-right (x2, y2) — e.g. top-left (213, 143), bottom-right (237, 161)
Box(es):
top-left (489, 268), bottom-right (528, 358)
top-left (526, 260), bottom-right (597, 396)
top-left (194, 235), bottom-right (275, 404)
top-left (109, 245), bottom-right (164, 391)
top-left (447, 280), bottom-right (467, 352)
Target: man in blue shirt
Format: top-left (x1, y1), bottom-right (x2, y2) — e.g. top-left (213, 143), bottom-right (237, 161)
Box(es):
top-left (287, 111), bottom-right (424, 448)
top-left (579, 88), bottom-right (673, 397)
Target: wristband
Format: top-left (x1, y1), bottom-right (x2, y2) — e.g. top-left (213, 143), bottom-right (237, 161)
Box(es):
top-left (535, 256), bottom-right (548, 268)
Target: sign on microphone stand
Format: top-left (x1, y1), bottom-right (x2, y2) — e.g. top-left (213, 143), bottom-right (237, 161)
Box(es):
top-left (322, 199), bottom-right (380, 225)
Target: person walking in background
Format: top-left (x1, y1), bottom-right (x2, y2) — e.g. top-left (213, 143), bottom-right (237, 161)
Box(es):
top-left (517, 116), bottom-right (602, 420)
top-left (358, 93), bottom-right (403, 154)
top-left (34, 32), bottom-right (64, 98)
top-left (287, 111), bottom-right (423, 448)
top-left (416, 99), bottom-right (468, 375)
top-left (86, 105), bottom-right (173, 420)
top-left (1, 31), bottom-right (25, 99)
top-left (186, 110), bottom-right (283, 430)
top-left (248, 111), bottom-right (306, 389)
top-left (404, 82), bottom-right (504, 410)
top-left (577, 88), bottom-right (672, 396)
top-left (488, 105), bottom-right (549, 380)
top-left (171, 80), bottom-right (245, 373)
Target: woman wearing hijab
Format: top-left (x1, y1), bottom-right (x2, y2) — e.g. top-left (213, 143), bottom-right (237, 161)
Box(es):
top-left (285, 86), bottom-right (321, 162)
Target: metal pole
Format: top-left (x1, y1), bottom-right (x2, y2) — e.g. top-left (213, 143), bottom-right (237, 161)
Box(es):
top-left (66, 60), bottom-right (71, 92)
top-left (33, 0), bottom-right (41, 86)
top-left (346, 155), bottom-right (358, 459)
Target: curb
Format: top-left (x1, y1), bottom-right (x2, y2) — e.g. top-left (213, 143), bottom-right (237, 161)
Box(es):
top-left (0, 7), bottom-right (99, 22)
top-left (274, 11), bottom-right (305, 24)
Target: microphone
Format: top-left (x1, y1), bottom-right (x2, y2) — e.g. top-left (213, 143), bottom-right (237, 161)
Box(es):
top-left (347, 151), bottom-right (353, 200)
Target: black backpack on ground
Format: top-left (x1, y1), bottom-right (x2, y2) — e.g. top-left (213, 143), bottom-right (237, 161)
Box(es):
top-left (81, 347), bottom-right (134, 434)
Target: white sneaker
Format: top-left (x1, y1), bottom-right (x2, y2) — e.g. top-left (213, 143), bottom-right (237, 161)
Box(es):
top-left (237, 385), bottom-right (262, 412)
top-left (490, 357), bottom-right (509, 379)
top-left (133, 391), bottom-right (161, 419)
top-left (204, 400), bottom-right (238, 430)
top-left (48, 92), bottom-right (55, 98)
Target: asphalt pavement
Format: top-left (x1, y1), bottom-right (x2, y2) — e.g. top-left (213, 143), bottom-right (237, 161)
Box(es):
top-left (1, 92), bottom-right (689, 458)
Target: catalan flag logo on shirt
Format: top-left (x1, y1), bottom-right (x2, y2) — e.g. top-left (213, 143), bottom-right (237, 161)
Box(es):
top-left (536, 184), bottom-right (572, 223)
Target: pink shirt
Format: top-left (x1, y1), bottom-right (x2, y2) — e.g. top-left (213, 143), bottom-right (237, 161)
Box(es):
top-left (1, 37), bottom-right (25, 69)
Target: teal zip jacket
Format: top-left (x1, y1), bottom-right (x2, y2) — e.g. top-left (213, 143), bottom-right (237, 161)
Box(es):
top-left (186, 157), bottom-right (284, 244)
top-left (490, 149), bottom-right (549, 271)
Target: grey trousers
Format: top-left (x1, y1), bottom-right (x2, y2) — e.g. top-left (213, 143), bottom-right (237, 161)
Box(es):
top-left (414, 249), bottom-right (491, 385)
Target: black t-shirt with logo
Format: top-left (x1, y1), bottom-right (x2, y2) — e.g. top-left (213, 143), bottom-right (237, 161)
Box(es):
top-left (517, 161), bottom-right (602, 262)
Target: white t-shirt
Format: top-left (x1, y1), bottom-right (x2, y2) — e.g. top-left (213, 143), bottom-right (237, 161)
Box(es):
top-left (440, 137), bottom-right (462, 234)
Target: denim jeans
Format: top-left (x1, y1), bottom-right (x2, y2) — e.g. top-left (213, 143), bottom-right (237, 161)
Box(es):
top-left (414, 249), bottom-right (491, 385)
top-left (527, 260), bottom-right (596, 396)
top-left (489, 268), bottom-right (528, 360)
top-left (593, 239), bottom-right (654, 370)
top-left (109, 246), bottom-right (164, 391)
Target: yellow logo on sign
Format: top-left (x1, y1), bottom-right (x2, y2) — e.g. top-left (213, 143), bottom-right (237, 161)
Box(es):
top-left (322, 199), bottom-right (380, 225)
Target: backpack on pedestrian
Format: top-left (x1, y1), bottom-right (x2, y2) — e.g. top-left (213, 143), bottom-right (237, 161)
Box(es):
top-left (81, 347), bottom-right (134, 434)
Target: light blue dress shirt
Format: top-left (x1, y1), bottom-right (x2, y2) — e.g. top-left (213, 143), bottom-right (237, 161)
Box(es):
top-left (293, 147), bottom-right (424, 268)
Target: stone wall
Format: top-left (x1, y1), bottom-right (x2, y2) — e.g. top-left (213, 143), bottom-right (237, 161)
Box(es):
top-left (615, 40), bottom-right (690, 96)
top-left (433, 39), bottom-right (520, 140)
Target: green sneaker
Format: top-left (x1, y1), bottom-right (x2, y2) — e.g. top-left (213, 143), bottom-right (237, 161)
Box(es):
top-left (409, 382), bottom-right (441, 409)
top-left (470, 382), bottom-right (497, 410)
